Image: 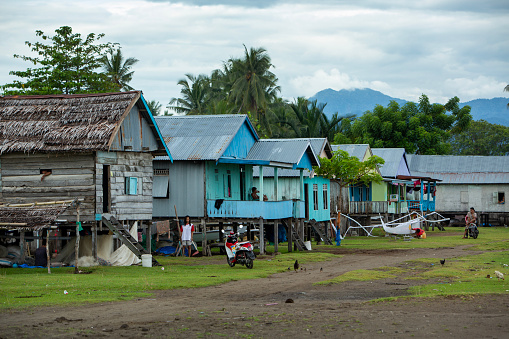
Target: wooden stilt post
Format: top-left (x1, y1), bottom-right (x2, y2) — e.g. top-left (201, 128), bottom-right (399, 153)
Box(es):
top-left (259, 217), bottom-right (265, 255)
top-left (274, 219), bottom-right (279, 254)
top-left (199, 218), bottom-right (208, 256)
top-left (74, 204), bottom-right (80, 274)
top-left (288, 218), bottom-right (293, 252)
top-left (19, 231), bottom-right (25, 265)
top-left (46, 228), bottom-right (51, 274)
top-left (92, 221), bottom-right (97, 260)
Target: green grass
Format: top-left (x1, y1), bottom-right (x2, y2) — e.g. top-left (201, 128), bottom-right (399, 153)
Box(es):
top-left (0, 251), bottom-right (333, 310)
top-left (315, 266), bottom-right (405, 285)
top-left (316, 226), bottom-right (509, 251)
top-left (1, 227), bottom-right (508, 309)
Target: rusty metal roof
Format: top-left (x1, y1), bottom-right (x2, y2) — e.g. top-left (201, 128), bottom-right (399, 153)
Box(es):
top-left (154, 115), bottom-right (256, 161)
top-left (407, 154), bottom-right (509, 184)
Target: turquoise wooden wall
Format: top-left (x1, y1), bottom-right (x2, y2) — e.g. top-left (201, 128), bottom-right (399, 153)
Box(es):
top-left (222, 122), bottom-right (257, 159)
top-left (205, 162), bottom-right (253, 201)
top-left (304, 176), bottom-right (330, 222)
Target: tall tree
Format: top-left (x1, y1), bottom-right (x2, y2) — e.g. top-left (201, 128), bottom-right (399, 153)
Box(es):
top-left (100, 47), bottom-right (138, 91)
top-left (146, 100), bottom-right (162, 116)
top-left (286, 97), bottom-right (349, 139)
top-left (342, 95), bottom-right (472, 154)
top-left (449, 120), bottom-right (509, 155)
top-left (2, 26), bottom-right (116, 95)
top-left (227, 45), bottom-right (280, 117)
top-left (168, 73), bottom-right (211, 115)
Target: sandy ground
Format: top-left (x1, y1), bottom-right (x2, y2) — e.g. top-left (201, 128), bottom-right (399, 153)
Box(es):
top-left (1, 244), bottom-right (508, 338)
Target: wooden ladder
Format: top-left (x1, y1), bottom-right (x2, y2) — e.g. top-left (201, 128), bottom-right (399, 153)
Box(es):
top-left (310, 220), bottom-right (333, 245)
top-left (102, 214), bottom-right (160, 266)
top-left (282, 219), bottom-right (308, 251)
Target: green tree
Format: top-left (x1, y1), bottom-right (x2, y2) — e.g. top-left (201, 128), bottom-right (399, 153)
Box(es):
top-left (313, 149), bottom-right (385, 217)
top-left (145, 100), bottom-right (162, 116)
top-left (2, 26), bottom-right (116, 95)
top-left (100, 47), bottom-right (138, 91)
top-left (505, 84), bottom-right (509, 108)
top-left (342, 95), bottom-right (472, 154)
top-left (168, 73), bottom-right (211, 115)
top-left (227, 45), bottom-right (280, 117)
top-left (449, 120), bottom-right (509, 155)
top-left (286, 97), bottom-right (349, 139)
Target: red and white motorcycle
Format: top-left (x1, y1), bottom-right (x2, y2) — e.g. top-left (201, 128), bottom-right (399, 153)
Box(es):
top-left (224, 226), bottom-right (255, 269)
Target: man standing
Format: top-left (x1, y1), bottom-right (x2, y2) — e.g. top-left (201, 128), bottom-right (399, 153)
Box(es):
top-left (464, 207), bottom-right (477, 238)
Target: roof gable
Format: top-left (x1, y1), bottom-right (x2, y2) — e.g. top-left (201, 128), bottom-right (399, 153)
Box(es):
top-left (372, 148), bottom-right (410, 178)
top-left (246, 139), bottom-right (319, 169)
top-left (0, 91), bottom-right (170, 157)
top-left (333, 144), bottom-right (370, 161)
top-left (154, 115), bottom-right (258, 161)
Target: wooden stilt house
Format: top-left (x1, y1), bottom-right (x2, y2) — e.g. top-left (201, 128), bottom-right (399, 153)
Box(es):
top-left (153, 115), bottom-right (319, 254)
top-left (0, 92), bottom-right (171, 259)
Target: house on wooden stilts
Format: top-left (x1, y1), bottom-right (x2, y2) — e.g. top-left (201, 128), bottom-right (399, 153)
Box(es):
top-left (254, 138), bottom-right (333, 247)
top-left (153, 115), bottom-right (318, 254)
top-left (0, 92), bottom-right (171, 264)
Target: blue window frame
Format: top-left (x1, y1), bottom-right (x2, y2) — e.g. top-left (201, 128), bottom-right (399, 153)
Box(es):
top-left (125, 177), bottom-right (138, 195)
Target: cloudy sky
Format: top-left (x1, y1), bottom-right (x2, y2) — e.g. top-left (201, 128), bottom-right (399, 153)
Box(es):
top-left (1, 0), bottom-right (508, 112)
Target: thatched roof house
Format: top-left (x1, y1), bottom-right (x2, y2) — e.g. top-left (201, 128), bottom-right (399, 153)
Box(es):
top-left (0, 91), bottom-right (171, 224)
top-left (0, 91), bottom-right (169, 155)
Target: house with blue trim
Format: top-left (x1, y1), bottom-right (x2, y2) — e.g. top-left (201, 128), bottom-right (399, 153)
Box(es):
top-left (254, 138), bottom-right (331, 222)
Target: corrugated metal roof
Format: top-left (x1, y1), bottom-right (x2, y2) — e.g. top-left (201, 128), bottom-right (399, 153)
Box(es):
top-left (332, 144), bottom-right (369, 160)
top-left (407, 154), bottom-right (509, 184)
top-left (154, 115), bottom-right (254, 161)
top-left (371, 148), bottom-right (407, 178)
top-left (245, 139), bottom-right (318, 166)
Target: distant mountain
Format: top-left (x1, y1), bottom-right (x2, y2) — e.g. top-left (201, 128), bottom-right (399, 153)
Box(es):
top-left (310, 88), bottom-right (407, 117)
top-left (310, 88), bottom-right (509, 126)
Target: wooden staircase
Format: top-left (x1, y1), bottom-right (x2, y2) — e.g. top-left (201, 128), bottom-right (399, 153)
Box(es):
top-left (102, 214), bottom-right (160, 266)
top-left (282, 219), bottom-right (308, 251)
top-left (309, 220), bottom-right (333, 245)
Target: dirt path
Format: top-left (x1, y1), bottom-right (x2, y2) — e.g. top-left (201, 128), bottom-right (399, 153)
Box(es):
top-left (1, 245), bottom-right (508, 338)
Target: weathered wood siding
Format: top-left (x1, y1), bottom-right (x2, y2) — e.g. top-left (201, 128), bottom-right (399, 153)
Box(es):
top-left (109, 106), bottom-right (160, 152)
top-left (96, 151), bottom-right (154, 221)
top-left (0, 152), bottom-right (96, 221)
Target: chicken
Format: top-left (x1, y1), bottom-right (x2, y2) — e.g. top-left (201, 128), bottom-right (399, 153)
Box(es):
top-left (440, 259), bottom-right (445, 266)
top-left (294, 260), bottom-right (299, 272)
top-left (320, 267), bottom-right (323, 272)
top-left (495, 270), bottom-right (504, 280)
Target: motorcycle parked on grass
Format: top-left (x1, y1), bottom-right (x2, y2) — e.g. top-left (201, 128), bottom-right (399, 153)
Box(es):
top-left (224, 226), bottom-right (255, 269)
top-left (467, 223), bottom-right (479, 239)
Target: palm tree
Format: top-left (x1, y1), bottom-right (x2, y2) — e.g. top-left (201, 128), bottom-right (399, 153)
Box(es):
top-left (227, 45), bottom-right (281, 118)
top-left (505, 84), bottom-right (509, 108)
top-left (168, 74), bottom-right (211, 115)
top-left (146, 100), bottom-right (162, 116)
top-left (100, 47), bottom-right (139, 91)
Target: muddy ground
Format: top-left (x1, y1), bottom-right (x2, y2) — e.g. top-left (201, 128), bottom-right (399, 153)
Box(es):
top-left (1, 243), bottom-right (508, 338)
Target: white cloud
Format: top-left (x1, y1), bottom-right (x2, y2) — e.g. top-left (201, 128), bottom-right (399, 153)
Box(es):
top-left (0, 0), bottom-right (508, 108)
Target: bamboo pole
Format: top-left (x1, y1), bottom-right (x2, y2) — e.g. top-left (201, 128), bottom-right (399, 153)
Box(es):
top-left (0, 222), bottom-right (28, 226)
top-left (19, 231), bottom-right (25, 265)
top-left (46, 228), bottom-right (51, 274)
top-left (74, 204), bottom-right (80, 274)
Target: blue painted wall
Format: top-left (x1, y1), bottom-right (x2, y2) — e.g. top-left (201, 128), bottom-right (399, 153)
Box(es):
top-left (304, 176), bottom-right (330, 222)
top-left (222, 122), bottom-right (257, 159)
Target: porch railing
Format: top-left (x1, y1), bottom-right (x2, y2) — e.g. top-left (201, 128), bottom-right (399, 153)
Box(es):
top-left (349, 201), bottom-right (388, 214)
top-left (206, 199), bottom-right (295, 220)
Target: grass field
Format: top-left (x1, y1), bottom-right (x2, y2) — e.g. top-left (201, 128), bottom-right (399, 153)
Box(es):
top-left (1, 226), bottom-right (508, 309)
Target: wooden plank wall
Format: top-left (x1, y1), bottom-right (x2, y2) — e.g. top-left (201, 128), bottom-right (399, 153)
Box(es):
top-left (96, 151), bottom-right (153, 221)
top-left (0, 152), bottom-right (96, 221)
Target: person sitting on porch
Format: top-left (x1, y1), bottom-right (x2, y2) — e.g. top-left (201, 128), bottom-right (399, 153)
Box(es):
top-left (251, 187), bottom-right (268, 201)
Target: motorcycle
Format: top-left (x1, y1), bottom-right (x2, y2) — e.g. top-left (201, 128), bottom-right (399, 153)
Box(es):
top-left (467, 223), bottom-right (479, 239)
top-left (224, 226), bottom-right (255, 269)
